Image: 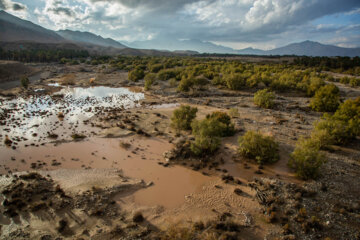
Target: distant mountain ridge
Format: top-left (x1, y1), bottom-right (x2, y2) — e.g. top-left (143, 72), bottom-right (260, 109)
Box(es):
top-left (1, 10), bottom-right (359, 57)
top-left (0, 10), bottom-right (64, 43)
top-left (57, 30), bottom-right (127, 49)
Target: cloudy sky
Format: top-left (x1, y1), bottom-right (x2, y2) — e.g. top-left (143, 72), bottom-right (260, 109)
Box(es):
top-left (1, 0), bottom-right (360, 50)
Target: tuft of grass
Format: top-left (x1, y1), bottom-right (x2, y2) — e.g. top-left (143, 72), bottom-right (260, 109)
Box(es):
top-left (71, 133), bottom-right (86, 140)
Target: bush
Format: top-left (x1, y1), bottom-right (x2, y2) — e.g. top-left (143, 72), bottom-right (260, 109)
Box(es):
top-left (177, 77), bottom-right (193, 92)
top-left (128, 68), bottom-right (144, 82)
top-left (312, 97), bottom-right (360, 147)
top-left (144, 73), bottom-right (156, 90)
top-left (158, 69), bottom-right (177, 81)
top-left (206, 111), bottom-right (235, 136)
top-left (253, 89), bottom-right (276, 109)
top-left (228, 108), bottom-right (239, 118)
top-left (224, 73), bottom-right (246, 90)
top-left (20, 76), bottom-right (29, 89)
top-left (149, 63), bottom-right (163, 73)
top-left (309, 84), bottom-right (340, 112)
top-left (238, 131), bottom-right (279, 164)
top-left (171, 105), bottom-right (198, 131)
top-left (289, 138), bottom-right (325, 180)
top-left (190, 118), bottom-right (223, 156)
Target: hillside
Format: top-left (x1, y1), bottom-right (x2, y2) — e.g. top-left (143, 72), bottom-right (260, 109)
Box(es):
top-left (0, 10), bottom-right (63, 43)
top-left (57, 30), bottom-right (127, 49)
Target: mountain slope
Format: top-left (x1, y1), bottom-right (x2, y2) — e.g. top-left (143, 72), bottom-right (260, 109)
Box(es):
top-left (126, 38), bottom-right (235, 54)
top-left (57, 30), bottom-right (126, 49)
top-left (0, 10), bottom-right (64, 43)
top-left (267, 40), bottom-right (360, 57)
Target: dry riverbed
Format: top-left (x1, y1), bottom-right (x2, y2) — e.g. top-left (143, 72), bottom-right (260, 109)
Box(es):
top-left (0, 63), bottom-right (360, 239)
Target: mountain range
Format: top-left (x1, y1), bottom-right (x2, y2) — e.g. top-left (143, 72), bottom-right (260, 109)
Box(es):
top-left (0, 10), bottom-right (359, 57)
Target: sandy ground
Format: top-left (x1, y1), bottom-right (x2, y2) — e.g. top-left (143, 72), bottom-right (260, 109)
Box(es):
top-left (0, 62), bottom-right (359, 239)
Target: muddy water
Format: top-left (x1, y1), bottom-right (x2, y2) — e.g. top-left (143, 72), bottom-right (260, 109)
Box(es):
top-left (0, 86), bottom-right (144, 145)
top-left (1, 136), bottom-right (213, 208)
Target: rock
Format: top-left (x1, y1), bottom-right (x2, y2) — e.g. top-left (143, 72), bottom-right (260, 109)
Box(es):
top-left (133, 212), bottom-right (144, 223)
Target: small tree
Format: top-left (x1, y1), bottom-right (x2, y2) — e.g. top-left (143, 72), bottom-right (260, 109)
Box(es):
top-left (310, 84), bottom-right (340, 112)
top-left (238, 131), bottom-right (279, 164)
top-left (253, 89), bottom-right (276, 109)
top-left (289, 138), bottom-right (325, 180)
top-left (206, 111), bottom-right (235, 136)
top-left (190, 118), bottom-right (224, 156)
top-left (171, 105), bottom-right (198, 131)
top-left (20, 76), bottom-right (29, 89)
top-left (128, 68), bottom-right (145, 82)
top-left (144, 73), bottom-right (156, 91)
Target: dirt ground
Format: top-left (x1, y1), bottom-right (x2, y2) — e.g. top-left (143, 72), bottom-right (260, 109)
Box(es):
top-left (0, 62), bottom-right (360, 239)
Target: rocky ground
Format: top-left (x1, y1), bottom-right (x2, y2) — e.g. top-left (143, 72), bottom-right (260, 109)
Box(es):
top-left (0, 62), bottom-right (359, 239)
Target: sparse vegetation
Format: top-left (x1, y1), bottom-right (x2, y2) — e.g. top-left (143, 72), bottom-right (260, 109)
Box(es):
top-left (310, 84), bottom-right (340, 112)
top-left (238, 131), bottom-right (279, 164)
top-left (144, 73), bottom-right (156, 90)
top-left (206, 111), bottom-right (235, 137)
top-left (190, 117), bottom-right (224, 156)
top-left (20, 76), bottom-right (29, 89)
top-left (253, 89), bottom-right (276, 109)
top-left (171, 105), bottom-right (198, 131)
top-left (289, 138), bottom-right (325, 180)
top-left (128, 68), bottom-right (145, 82)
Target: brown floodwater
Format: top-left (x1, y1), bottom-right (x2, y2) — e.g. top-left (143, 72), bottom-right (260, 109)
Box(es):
top-left (0, 136), bottom-right (213, 208)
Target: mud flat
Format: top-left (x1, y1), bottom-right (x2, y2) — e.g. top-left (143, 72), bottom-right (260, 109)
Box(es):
top-left (1, 63), bottom-right (360, 239)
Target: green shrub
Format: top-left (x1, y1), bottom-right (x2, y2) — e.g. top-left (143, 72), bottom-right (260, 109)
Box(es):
top-left (228, 108), bottom-right (239, 118)
top-left (289, 138), bottom-right (325, 180)
top-left (128, 68), bottom-right (145, 82)
top-left (20, 76), bottom-right (29, 89)
top-left (206, 111), bottom-right (235, 136)
top-left (349, 77), bottom-right (360, 87)
top-left (238, 131), bottom-right (279, 164)
top-left (158, 69), bottom-right (177, 81)
top-left (313, 115), bottom-right (349, 146)
top-left (309, 84), bottom-right (340, 112)
top-left (190, 118), bottom-right (223, 156)
top-left (177, 77), bottom-right (193, 92)
top-left (224, 73), bottom-right (246, 90)
top-left (253, 89), bottom-right (276, 109)
top-left (144, 73), bottom-right (156, 90)
top-left (312, 97), bottom-right (360, 146)
top-left (171, 105), bottom-right (198, 131)
top-left (169, 78), bottom-right (177, 87)
top-left (149, 63), bottom-right (163, 73)
top-left (306, 76), bottom-right (325, 96)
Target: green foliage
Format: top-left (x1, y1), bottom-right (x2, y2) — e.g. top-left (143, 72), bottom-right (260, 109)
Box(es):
top-left (171, 105), bottom-right (198, 131)
top-left (228, 108), bottom-right (239, 118)
top-left (310, 84), bottom-right (340, 112)
top-left (149, 63), bottom-right (163, 73)
top-left (253, 89), bottom-right (276, 109)
top-left (224, 73), bottom-right (246, 90)
top-left (177, 76), bottom-right (193, 92)
top-left (158, 69), bottom-right (177, 81)
top-left (144, 73), bottom-right (156, 91)
top-left (128, 68), bottom-right (145, 82)
top-left (177, 76), bottom-right (208, 92)
top-left (238, 131), bottom-right (279, 164)
top-left (169, 78), bottom-right (177, 87)
top-left (206, 111), bottom-right (235, 137)
top-left (312, 97), bottom-right (360, 147)
top-left (20, 76), bottom-right (29, 89)
top-left (190, 118), bottom-right (223, 156)
top-left (289, 138), bottom-right (325, 180)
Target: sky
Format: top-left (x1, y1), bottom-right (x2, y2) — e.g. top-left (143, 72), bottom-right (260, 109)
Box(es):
top-left (1, 0), bottom-right (360, 50)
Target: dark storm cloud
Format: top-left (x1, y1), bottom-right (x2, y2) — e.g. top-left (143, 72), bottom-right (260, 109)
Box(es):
top-left (0, 0), bottom-right (26, 11)
top-left (49, 7), bottom-right (74, 17)
top-left (12, 3), bottom-right (25, 11)
top-left (0, 0), bottom-right (6, 10)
